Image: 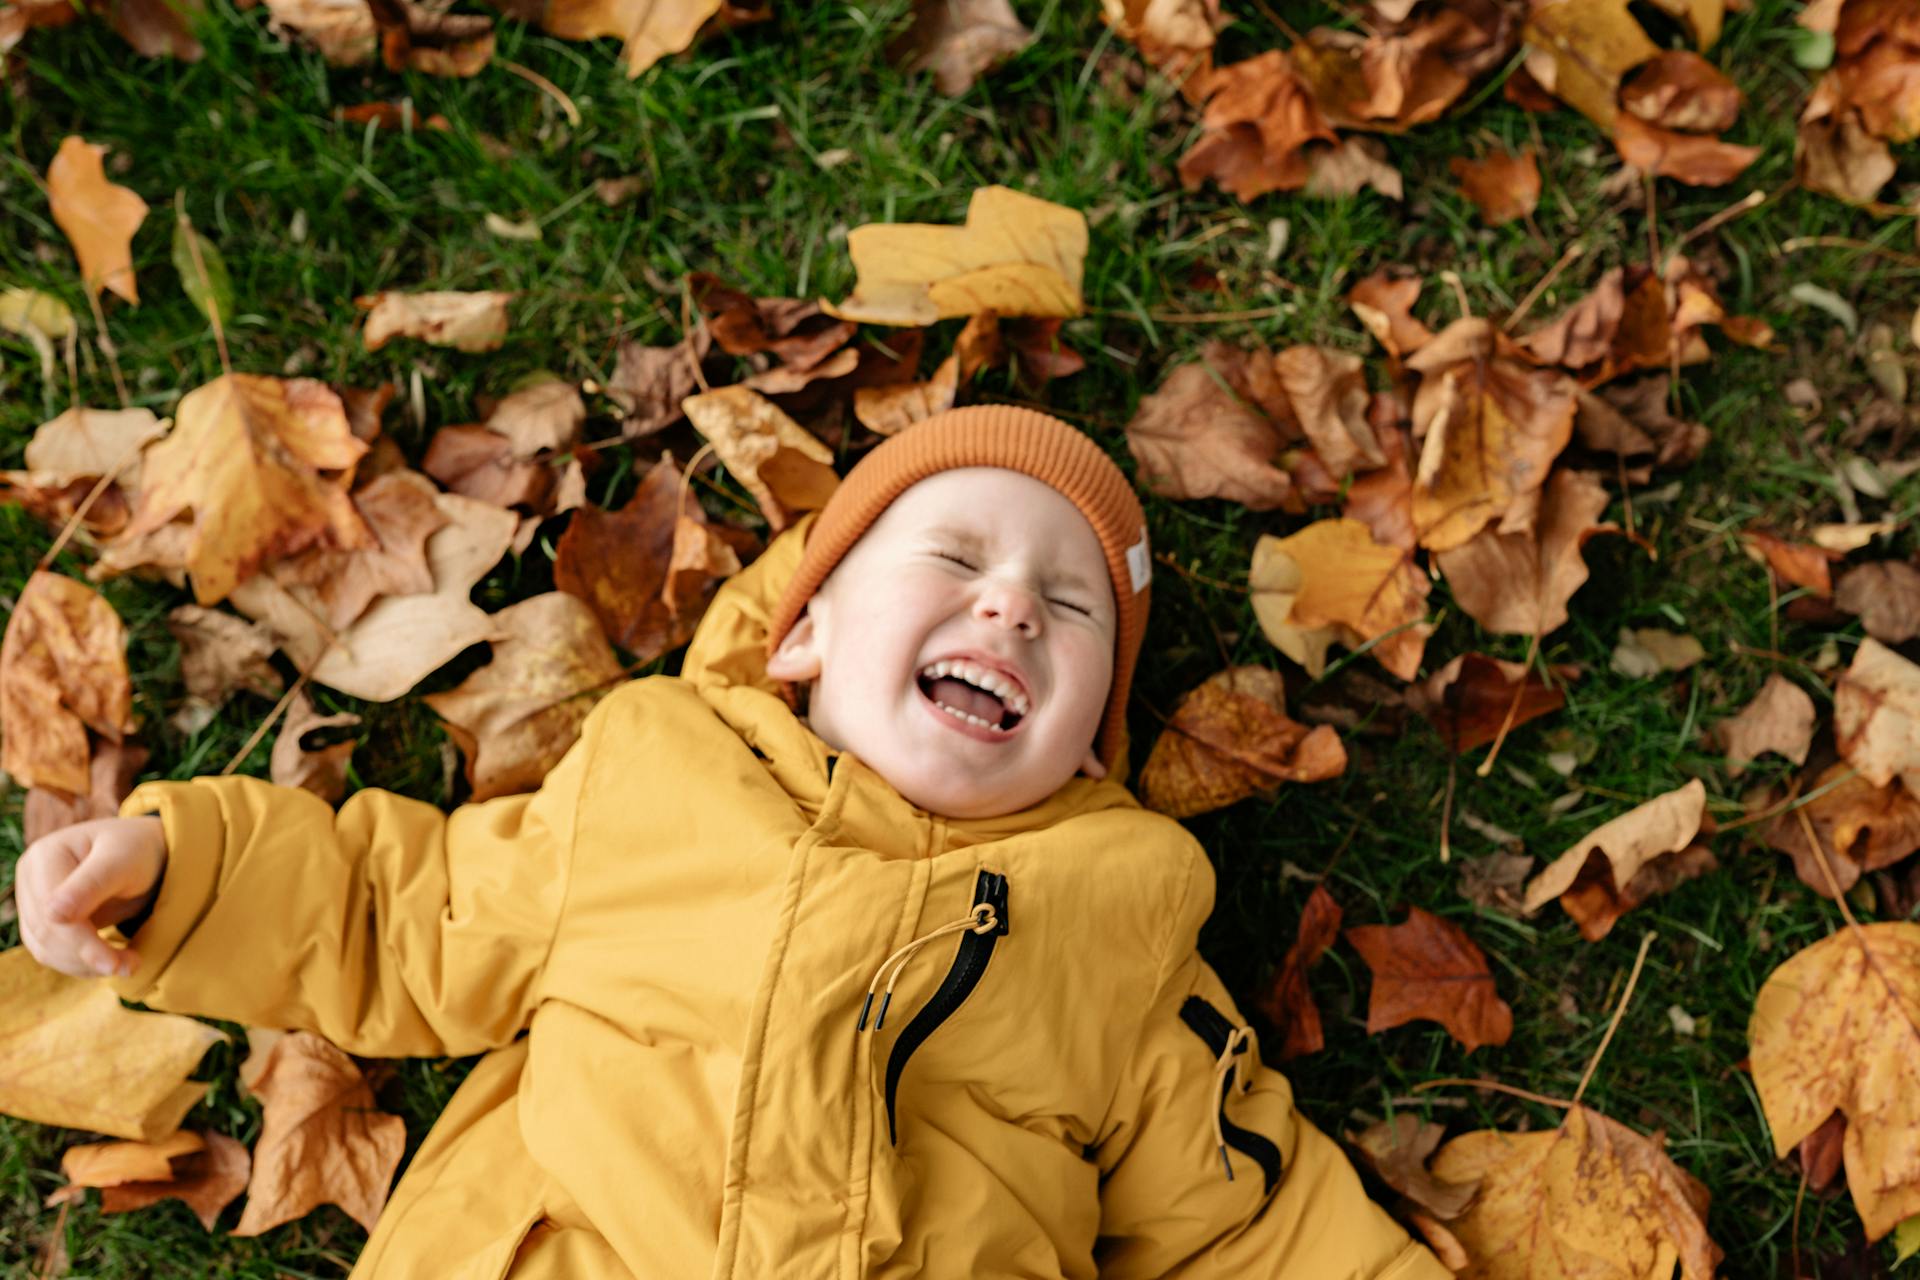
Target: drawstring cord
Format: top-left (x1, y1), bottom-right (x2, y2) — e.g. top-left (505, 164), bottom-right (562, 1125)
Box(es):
top-left (1210, 1024), bottom-right (1255, 1179)
top-left (856, 903), bottom-right (999, 1032)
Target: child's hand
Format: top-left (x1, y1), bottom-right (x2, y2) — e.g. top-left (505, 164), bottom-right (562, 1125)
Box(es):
top-left (16, 816), bottom-right (168, 979)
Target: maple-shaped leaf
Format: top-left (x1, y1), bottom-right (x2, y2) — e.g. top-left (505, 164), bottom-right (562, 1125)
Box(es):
top-left (23, 739), bottom-right (148, 847)
top-left (424, 591), bottom-right (624, 801)
top-left (888, 0), bottom-right (1033, 95)
top-left (553, 456), bottom-right (741, 661)
top-left (1573, 376), bottom-right (1710, 470)
top-left (1521, 0), bottom-right (1659, 129)
top-left (1257, 882), bottom-right (1342, 1061)
top-left (271, 689), bottom-right (361, 805)
top-left (1750, 922), bottom-right (1920, 1240)
top-left (1430, 1104), bottom-right (1722, 1277)
top-left (1250, 518), bottom-right (1432, 681)
top-left (1714, 673), bottom-right (1815, 777)
top-left (117, 374), bottom-right (373, 606)
top-left (1433, 468), bottom-right (1620, 637)
top-left (248, 469), bottom-right (449, 634)
top-left (0, 571), bottom-right (136, 795)
top-left (232, 1030), bottom-right (405, 1236)
top-left (1523, 779), bottom-right (1716, 941)
top-left (1407, 318), bottom-right (1578, 552)
top-left (47, 136), bottom-right (148, 305)
top-left (1125, 341), bottom-right (1301, 510)
top-left (358, 290), bottom-right (513, 352)
top-left (1348, 270), bottom-right (1434, 361)
top-left (1408, 652), bottom-right (1572, 754)
top-left (1345, 906), bottom-right (1514, 1051)
top-left (1138, 665), bottom-right (1346, 819)
top-left (1834, 638), bottom-right (1920, 792)
top-left (0, 948), bottom-right (224, 1140)
top-left (1288, 17), bottom-right (1481, 135)
top-left (1098, 0), bottom-right (1224, 101)
top-left (1177, 50), bottom-right (1340, 200)
top-left (1835, 561), bottom-right (1920, 644)
top-left (682, 386), bottom-right (840, 532)
top-left (823, 186), bottom-right (1086, 326)
top-left (1347, 1114), bottom-right (1479, 1221)
top-left (1762, 763), bottom-right (1920, 900)
top-left (1450, 147), bottom-right (1540, 226)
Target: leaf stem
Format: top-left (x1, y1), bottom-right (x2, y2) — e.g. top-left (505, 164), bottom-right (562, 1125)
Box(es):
top-left (1570, 930), bottom-right (1655, 1108)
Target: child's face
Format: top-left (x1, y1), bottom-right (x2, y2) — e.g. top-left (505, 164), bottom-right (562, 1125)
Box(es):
top-left (767, 467), bottom-right (1118, 819)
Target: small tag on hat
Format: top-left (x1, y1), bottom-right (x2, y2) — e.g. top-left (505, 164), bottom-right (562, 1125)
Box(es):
top-left (1125, 527), bottom-right (1152, 594)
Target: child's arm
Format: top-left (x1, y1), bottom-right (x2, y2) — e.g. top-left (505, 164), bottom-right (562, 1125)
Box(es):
top-left (75, 700), bottom-right (604, 1060)
top-left (1090, 950), bottom-right (1450, 1280)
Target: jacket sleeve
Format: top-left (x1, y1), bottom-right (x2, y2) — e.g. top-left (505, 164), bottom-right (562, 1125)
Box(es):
top-left (104, 700), bottom-right (602, 1059)
top-left (1091, 949), bottom-right (1449, 1280)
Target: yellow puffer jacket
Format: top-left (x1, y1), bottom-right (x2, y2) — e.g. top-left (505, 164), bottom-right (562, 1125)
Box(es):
top-left (113, 516), bottom-right (1445, 1280)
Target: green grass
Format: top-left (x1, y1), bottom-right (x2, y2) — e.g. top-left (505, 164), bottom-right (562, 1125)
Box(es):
top-left (3, 0), bottom-right (1919, 1273)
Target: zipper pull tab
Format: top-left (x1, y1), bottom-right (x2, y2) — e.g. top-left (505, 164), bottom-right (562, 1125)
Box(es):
top-left (1217, 1144), bottom-right (1236, 1181)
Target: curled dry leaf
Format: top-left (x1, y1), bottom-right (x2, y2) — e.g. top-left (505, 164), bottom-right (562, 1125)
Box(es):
top-left (1431, 1104), bottom-right (1722, 1278)
top-left (1138, 665), bottom-right (1347, 820)
top-left (262, 0), bottom-right (378, 63)
top-left (0, 948), bottom-right (225, 1141)
top-left (1524, 779), bottom-right (1714, 941)
top-left (854, 311), bottom-right (1003, 435)
top-left (23, 407), bottom-right (165, 490)
top-left (606, 327), bottom-right (715, 439)
top-left (1176, 50), bottom-right (1339, 201)
top-left (1347, 1113), bottom-right (1479, 1221)
top-left (691, 274), bottom-right (857, 372)
top-left (1256, 883), bottom-right (1341, 1061)
top-left (1762, 764), bottom-right (1920, 899)
top-left (1519, 267), bottom-right (1625, 372)
top-left (682, 386), bottom-right (840, 532)
top-left (359, 290), bottom-right (513, 353)
top-left (1750, 922), bottom-right (1920, 1240)
top-left (271, 689), bottom-right (361, 805)
top-left (1348, 270), bottom-right (1433, 361)
top-left (1249, 518), bottom-right (1432, 682)
top-left (1287, 14), bottom-right (1488, 135)
top-left (95, 1130), bottom-right (249, 1230)
top-left (232, 1030), bottom-right (406, 1237)
top-left (59, 1131), bottom-right (204, 1190)
top-left (1408, 652), bottom-right (1571, 754)
top-left (1124, 341), bottom-right (1300, 510)
top-left (1608, 627), bottom-right (1705, 678)
top-left (823, 186), bottom-right (1086, 327)
top-left (1741, 528), bottom-right (1837, 597)
top-left (889, 0), bottom-right (1033, 96)
top-left (1344, 906), bottom-right (1514, 1051)
top-left (1434, 468), bottom-right (1619, 637)
top-left (1520, 0), bottom-right (1660, 129)
top-left (1099, 0), bottom-right (1224, 101)
top-left (23, 739), bottom-right (149, 847)
top-left (486, 380), bottom-right (585, 459)
top-left (1715, 673), bottom-right (1815, 776)
top-left (1612, 111), bottom-right (1761, 186)
top-left (0, 572), bottom-right (136, 795)
top-left (1834, 561), bottom-right (1920, 643)
top-left (1834, 638), bottom-right (1920, 792)
top-left (165, 604), bottom-right (284, 733)
top-left (47, 136), bottom-right (149, 305)
top-left (1449, 147), bottom-right (1540, 226)
top-left (1620, 50), bottom-right (1742, 132)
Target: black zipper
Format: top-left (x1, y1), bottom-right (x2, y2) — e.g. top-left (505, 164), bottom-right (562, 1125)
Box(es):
top-left (1178, 996), bottom-right (1283, 1195)
top-left (882, 869), bottom-right (1010, 1144)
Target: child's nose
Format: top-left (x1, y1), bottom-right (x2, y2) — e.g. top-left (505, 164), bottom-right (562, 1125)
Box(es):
top-left (973, 580), bottom-right (1042, 637)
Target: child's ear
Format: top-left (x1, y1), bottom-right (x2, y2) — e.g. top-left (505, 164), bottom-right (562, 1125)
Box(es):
top-left (766, 612), bottom-right (823, 682)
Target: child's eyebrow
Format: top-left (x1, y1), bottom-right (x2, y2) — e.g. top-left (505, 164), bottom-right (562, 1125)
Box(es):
top-left (924, 523), bottom-right (1102, 598)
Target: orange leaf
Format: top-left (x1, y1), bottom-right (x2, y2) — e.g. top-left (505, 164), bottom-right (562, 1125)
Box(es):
top-left (1348, 270), bottom-right (1434, 361)
top-left (1176, 51), bottom-right (1338, 200)
top-left (47, 136), bottom-right (148, 305)
top-left (1449, 147), bottom-right (1540, 226)
top-left (1098, 0), bottom-right (1224, 102)
top-left (1250, 518), bottom-right (1432, 681)
top-left (1612, 112), bottom-right (1760, 186)
top-left (99, 1131), bottom-right (249, 1231)
top-left (0, 572), bottom-right (136, 795)
top-left (1138, 666), bottom-right (1347, 819)
top-left (1523, 779), bottom-right (1716, 941)
top-left (682, 387), bottom-right (840, 532)
top-left (1345, 906), bottom-right (1514, 1051)
top-left (1256, 883), bottom-right (1342, 1061)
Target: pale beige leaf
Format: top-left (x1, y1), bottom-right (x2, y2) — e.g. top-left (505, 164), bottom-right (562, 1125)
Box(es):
top-left (23, 408), bottom-right (163, 490)
top-left (1523, 779), bottom-right (1711, 940)
top-left (1834, 638), bottom-right (1920, 793)
top-left (1608, 627), bottom-right (1705, 678)
top-left (682, 386), bottom-right (839, 532)
top-left (892, 0), bottom-right (1034, 96)
top-left (1834, 561), bottom-right (1920, 644)
top-left (262, 0), bottom-right (378, 63)
top-left (1714, 674), bottom-right (1815, 776)
top-left (359, 290), bottom-right (513, 353)
top-left (271, 689), bottom-right (360, 805)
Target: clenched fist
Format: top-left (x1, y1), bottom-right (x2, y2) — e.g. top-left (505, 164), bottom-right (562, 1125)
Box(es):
top-left (16, 816), bottom-right (168, 979)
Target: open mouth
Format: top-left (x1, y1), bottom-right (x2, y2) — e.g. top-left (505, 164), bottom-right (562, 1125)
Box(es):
top-left (915, 659), bottom-right (1030, 734)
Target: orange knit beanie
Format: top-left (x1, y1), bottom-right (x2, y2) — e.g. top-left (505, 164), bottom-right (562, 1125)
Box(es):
top-left (765, 404), bottom-right (1152, 771)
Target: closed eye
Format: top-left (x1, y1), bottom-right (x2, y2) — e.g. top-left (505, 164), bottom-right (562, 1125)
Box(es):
top-left (935, 551), bottom-right (978, 570)
top-left (1049, 597), bottom-right (1092, 616)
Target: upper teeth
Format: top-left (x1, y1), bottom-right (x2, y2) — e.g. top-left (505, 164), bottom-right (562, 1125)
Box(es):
top-left (920, 660), bottom-right (1031, 717)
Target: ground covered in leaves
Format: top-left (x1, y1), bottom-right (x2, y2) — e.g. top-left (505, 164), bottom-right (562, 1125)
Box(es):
top-left (2, 0), bottom-right (1920, 1275)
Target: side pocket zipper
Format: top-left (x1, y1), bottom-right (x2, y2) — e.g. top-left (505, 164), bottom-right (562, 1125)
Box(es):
top-left (882, 869), bottom-right (1010, 1145)
top-left (1179, 996), bottom-right (1283, 1195)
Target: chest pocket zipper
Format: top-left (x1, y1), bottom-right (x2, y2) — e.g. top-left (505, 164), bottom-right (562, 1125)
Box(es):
top-left (856, 869), bottom-right (1010, 1145)
top-left (1179, 996), bottom-right (1283, 1195)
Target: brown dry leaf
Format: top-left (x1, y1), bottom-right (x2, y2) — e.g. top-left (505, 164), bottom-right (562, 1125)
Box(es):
top-left (249, 469), bottom-right (450, 637)
top-left (1001, 316), bottom-right (1085, 389)
top-left (59, 1131), bottom-right (204, 1188)
top-left (1098, 0), bottom-right (1225, 101)
top-left (96, 1131), bottom-right (249, 1230)
top-left (1609, 627), bottom-right (1706, 678)
top-left (1431, 1104), bottom-right (1722, 1277)
top-left (1648, 0), bottom-right (1725, 48)
top-left (107, 0), bottom-right (205, 57)
top-left (1256, 883), bottom-right (1342, 1061)
top-left (23, 407), bottom-right (165, 490)
top-left (553, 457), bottom-right (739, 661)
top-left (1449, 147), bottom-right (1540, 226)
top-left (1835, 561), bottom-right (1920, 643)
top-left (271, 690), bottom-right (361, 806)
top-left (1521, 0), bottom-right (1660, 129)
top-left (486, 380), bottom-right (585, 459)
top-left (368, 0), bottom-right (494, 77)
top-left (117, 375), bottom-right (372, 606)
top-left (1715, 674), bottom-right (1815, 777)
top-left (1834, 638), bottom-right (1920, 792)
top-left (1620, 50), bottom-right (1742, 132)
top-left (1407, 318), bottom-right (1578, 552)
top-left (262, 0), bottom-right (378, 63)
top-left (1749, 921), bottom-right (1920, 1240)
top-left (1139, 666), bottom-right (1346, 819)
top-left (854, 311), bottom-right (1003, 435)
top-left (1344, 906), bottom-right (1514, 1051)
top-left (165, 604), bottom-right (284, 733)
top-left (358, 290), bottom-right (512, 353)
top-left (233, 1031), bottom-right (405, 1236)
top-left (1434, 468), bottom-right (1619, 637)
top-left (1342, 423), bottom-right (1413, 552)
top-left (1762, 764), bottom-right (1920, 899)
top-left (1574, 375), bottom-right (1710, 468)
top-left (823, 186), bottom-right (1086, 327)
top-left (690, 274), bottom-right (857, 372)
top-left (1458, 850), bottom-right (1537, 917)
top-left (24, 739), bottom-right (149, 847)
top-left (889, 0), bottom-right (1033, 95)
top-left (0, 947), bottom-right (224, 1140)
top-left (1519, 268), bottom-right (1625, 372)
top-left (1524, 779), bottom-right (1713, 941)
top-left (424, 592), bottom-right (623, 801)
top-left (1741, 528), bottom-right (1837, 596)
top-left (1348, 270), bottom-right (1434, 361)
top-left (1276, 345), bottom-right (1383, 477)
top-left (1249, 519), bottom-right (1432, 682)
top-left (1302, 136), bottom-right (1404, 200)
top-left (1125, 342), bottom-right (1300, 510)
top-left (0, 572), bottom-right (136, 796)
top-left (681, 386), bottom-right (839, 532)
top-left (1613, 111), bottom-right (1761, 186)
top-left (1348, 1114), bottom-right (1479, 1221)
top-left (1796, 111), bottom-right (1898, 206)
top-left (1408, 652), bottom-right (1571, 754)
top-left (1176, 50), bottom-right (1340, 201)
top-left (423, 424), bottom-right (553, 510)
top-left (1798, 1111), bottom-right (1848, 1194)
top-left (47, 136), bottom-right (149, 305)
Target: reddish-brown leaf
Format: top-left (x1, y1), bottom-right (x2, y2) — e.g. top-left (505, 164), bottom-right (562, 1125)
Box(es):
top-left (1524, 779), bottom-right (1716, 941)
top-left (1408, 652), bottom-right (1573, 754)
top-left (1257, 884), bottom-right (1342, 1061)
top-left (1763, 763), bottom-right (1920, 899)
top-left (1176, 50), bottom-right (1339, 200)
top-left (1139, 666), bottom-right (1347, 819)
top-left (1345, 906), bottom-right (1514, 1051)
top-left (1125, 341), bottom-right (1301, 511)
top-left (1613, 111), bottom-right (1761, 186)
top-left (1449, 147), bottom-right (1540, 226)
top-left (1621, 50), bottom-right (1742, 132)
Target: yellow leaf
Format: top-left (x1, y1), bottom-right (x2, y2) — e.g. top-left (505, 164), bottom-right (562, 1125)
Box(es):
top-left (1522, 0), bottom-right (1659, 129)
top-left (1249, 518), bottom-right (1431, 681)
top-left (60, 1132), bottom-right (204, 1188)
top-left (0, 287), bottom-right (75, 340)
top-left (0, 949), bottom-right (224, 1141)
top-left (824, 186), bottom-right (1086, 327)
top-left (47, 136), bottom-right (149, 305)
top-left (682, 385), bottom-right (839, 532)
top-left (1895, 1212), bottom-right (1920, 1265)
